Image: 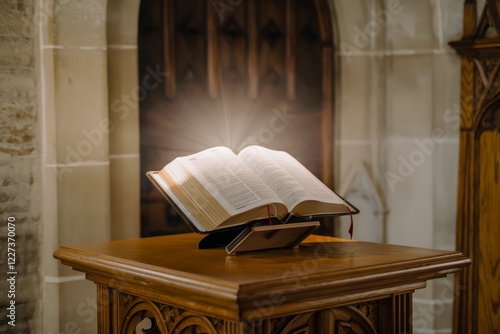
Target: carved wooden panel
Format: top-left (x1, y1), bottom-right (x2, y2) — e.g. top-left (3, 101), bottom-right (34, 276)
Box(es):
top-left (138, 0), bottom-right (336, 236)
top-left (110, 289), bottom-right (399, 334)
top-left (449, 1), bottom-right (500, 332)
top-left (114, 291), bottom-right (241, 334)
top-left (325, 303), bottom-right (381, 333)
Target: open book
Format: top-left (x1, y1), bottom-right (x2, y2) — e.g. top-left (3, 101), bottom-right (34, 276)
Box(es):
top-left (147, 145), bottom-right (358, 233)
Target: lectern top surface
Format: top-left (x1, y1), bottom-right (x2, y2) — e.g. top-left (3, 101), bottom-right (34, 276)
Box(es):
top-left (54, 233), bottom-right (468, 295)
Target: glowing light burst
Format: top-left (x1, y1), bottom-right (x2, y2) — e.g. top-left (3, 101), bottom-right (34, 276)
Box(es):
top-left (143, 82), bottom-right (293, 156)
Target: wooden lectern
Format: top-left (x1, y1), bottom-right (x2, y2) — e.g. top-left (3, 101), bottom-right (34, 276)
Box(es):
top-left (54, 234), bottom-right (469, 333)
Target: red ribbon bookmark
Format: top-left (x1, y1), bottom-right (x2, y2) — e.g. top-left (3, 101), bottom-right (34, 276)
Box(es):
top-left (346, 205), bottom-right (353, 240)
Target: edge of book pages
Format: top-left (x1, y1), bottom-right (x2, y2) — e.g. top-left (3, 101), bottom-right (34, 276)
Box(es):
top-left (147, 171), bottom-right (209, 233)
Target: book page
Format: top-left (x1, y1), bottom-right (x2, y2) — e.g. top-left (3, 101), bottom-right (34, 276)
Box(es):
top-left (238, 146), bottom-right (349, 214)
top-left (166, 147), bottom-right (287, 222)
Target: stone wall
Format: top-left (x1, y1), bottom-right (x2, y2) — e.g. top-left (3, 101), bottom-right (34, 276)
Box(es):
top-left (0, 0), bottom-right (42, 332)
top-left (333, 1), bottom-right (463, 332)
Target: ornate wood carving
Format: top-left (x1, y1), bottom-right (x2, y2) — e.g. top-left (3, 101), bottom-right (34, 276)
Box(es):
top-left (115, 291), bottom-right (386, 334)
top-left (111, 289), bottom-right (393, 334)
top-left (242, 301), bottom-right (386, 334)
top-left (115, 291), bottom-right (240, 334)
top-left (89, 293), bottom-right (395, 334)
top-left (328, 307), bottom-right (378, 334)
top-left (450, 1), bottom-right (500, 332)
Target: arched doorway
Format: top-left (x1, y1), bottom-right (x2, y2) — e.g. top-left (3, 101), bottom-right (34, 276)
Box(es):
top-left (138, 0), bottom-right (338, 236)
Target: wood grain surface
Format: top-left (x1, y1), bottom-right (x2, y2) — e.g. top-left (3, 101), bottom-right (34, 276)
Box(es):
top-left (450, 1), bottom-right (500, 332)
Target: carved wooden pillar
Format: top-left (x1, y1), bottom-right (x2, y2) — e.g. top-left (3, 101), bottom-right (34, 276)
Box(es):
top-left (96, 285), bottom-right (112, 333)
top-left (450, 0), bottom-right (500, 332)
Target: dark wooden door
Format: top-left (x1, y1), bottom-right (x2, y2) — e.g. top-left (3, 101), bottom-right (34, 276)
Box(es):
top-left (139, 0), bottom-right (336, 236)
